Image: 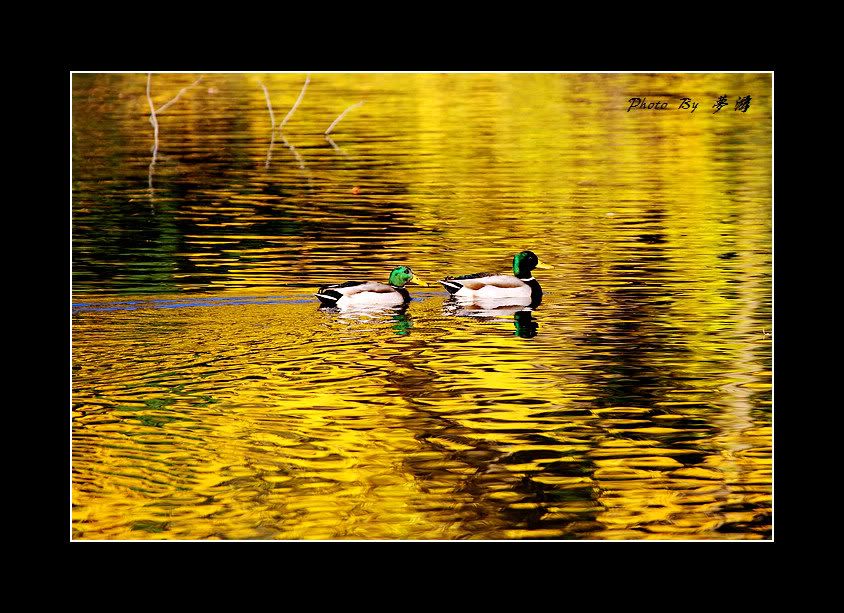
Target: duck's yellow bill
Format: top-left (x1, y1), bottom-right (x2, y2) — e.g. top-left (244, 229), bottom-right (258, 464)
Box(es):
top-left (535, 259), bottom-right (553, 269)
top-left (411, 275), bottom-right (430, 287)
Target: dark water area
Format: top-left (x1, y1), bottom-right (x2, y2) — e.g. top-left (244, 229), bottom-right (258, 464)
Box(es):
top-left (72, 73), bottom-right (772, 540)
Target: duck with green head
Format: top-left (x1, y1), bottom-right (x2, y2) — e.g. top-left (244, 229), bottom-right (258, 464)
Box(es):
top-left (316, 266), bottom-right (429, 308)
top-left (438, 250), bottom-right (552, 306)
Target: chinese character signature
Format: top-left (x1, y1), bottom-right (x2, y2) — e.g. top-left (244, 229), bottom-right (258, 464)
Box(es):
top-left (713, 94), bottom-right (751, 113)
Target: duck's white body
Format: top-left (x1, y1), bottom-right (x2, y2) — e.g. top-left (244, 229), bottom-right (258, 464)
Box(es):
top-left (316, 281), bottom-right (410, 308)
top-left (440, 275), bottom-right (535, 300)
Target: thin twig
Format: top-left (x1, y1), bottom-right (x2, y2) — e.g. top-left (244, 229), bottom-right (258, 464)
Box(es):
top-left (325, 134), bottom-right (349, 157)
top-left (146, 73), bottom-right (159, 157)
top-left (325, 101), bottom-right (364, 135)
top-left (146, 74), bottom-right (202, 207)
top-left (279, 133), bottom-right (306, 171)
top-left (259, 82), bottom-right (276, 129)
top-left (260, 82), bottom-right (276, 168)
top-left (325, 135), bottom-right (341, 151)
top-left (146, 74), bottom-right (158, 210)
top-left (148, 156), bottom-right (157, 212)
top-left (155, 75), bottom-right (204, 115)
top-left (278, 74), bottom-right (310, 132)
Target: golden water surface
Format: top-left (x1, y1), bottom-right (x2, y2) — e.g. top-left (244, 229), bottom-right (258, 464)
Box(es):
top-left (72, 73), bottom-right (772, 540)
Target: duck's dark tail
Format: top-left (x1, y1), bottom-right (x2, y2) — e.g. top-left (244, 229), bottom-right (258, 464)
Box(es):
top-left (438, 279), bottom-right (462, 295)
top-left (315, 287), bottom-right (342, 306)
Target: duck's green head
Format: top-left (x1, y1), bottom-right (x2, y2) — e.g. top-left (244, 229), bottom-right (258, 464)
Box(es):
top-left (389, 266), bottom-right (429, 287)
top-left (513, 251), bottom-right (553, 278)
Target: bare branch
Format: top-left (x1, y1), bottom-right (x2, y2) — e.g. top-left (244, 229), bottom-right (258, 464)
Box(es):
top-left (145, 74), bottom-right (203, 203)
top-left (325, 134), bottom-right (349, 157)
top-left (260, 82), bottom-right (277, 168)
top-left (325, 101), bottom-right (364, 135)
top-left (259, 82), bottom-right (276, 129)
top-left (155, 75), bottom-right (204, 115)
top-left (278, 74), bottom-right (310, 131)
top-left (279, 133), bottom-right (306, 170)
top-left (146, 73), bottom-right (159, 208)
top-left (146, 73), bottom-right (159, 157)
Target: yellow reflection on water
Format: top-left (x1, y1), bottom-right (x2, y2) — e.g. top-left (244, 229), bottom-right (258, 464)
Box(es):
top-left (73, 73), bottom-right (771, 539)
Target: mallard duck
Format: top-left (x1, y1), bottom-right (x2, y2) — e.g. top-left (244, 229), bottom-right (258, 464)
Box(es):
top-left (316, 266), bottom-right (429, 308)
top-left (438, 250), bottom-right (552, 305)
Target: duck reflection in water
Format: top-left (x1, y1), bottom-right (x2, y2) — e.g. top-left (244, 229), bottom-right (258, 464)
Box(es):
top-left (318, 302), bottom-right (413, 336)
top-left (442, 296), bottom-right (540, 338)
top-left (513, 310), bottom-right (538, 338)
